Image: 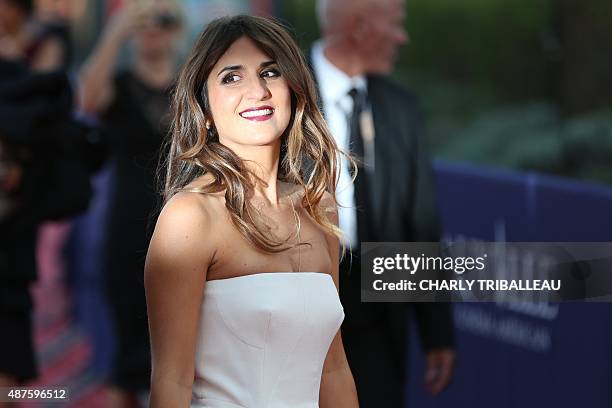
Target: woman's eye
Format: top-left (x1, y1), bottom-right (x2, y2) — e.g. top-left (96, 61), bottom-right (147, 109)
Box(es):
top-left (221, 74), bottom-right (241, 84)
top-left (261, 68), bottom-right (281, 79)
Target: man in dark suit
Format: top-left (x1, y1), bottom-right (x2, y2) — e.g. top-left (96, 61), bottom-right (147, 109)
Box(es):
top-left (310, 0), bottom-right (456, 406)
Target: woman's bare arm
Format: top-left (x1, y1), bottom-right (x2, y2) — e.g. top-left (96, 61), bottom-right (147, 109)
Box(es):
top-left (145, 192), bottom-right (216, 408)
top-left (319, 192), bottom-right (359, 407)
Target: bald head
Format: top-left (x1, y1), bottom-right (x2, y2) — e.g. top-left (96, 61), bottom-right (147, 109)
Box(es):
top-left (317, 0), bottom-right (356, 31)
top-left (316, 0), bottom-right (407, 75)
top-left (316, 0), bottom-right (399, 31)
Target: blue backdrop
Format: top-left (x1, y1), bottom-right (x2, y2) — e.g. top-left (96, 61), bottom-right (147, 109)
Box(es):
top-left (406, 160), bottom-right (612, 408)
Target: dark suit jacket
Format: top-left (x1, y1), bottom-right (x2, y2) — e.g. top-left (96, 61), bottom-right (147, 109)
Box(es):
top-left (310, 62), bottom-right (454, 379)
top-left (364, 74), bottom-right (454, 364)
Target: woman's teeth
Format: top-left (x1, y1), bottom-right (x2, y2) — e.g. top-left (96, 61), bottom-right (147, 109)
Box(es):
top-left (240, 108), bottom-right (273, 118)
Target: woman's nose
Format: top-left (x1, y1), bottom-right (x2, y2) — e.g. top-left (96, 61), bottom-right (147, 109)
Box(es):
top-left (246, 76), bottom-right (272, 100)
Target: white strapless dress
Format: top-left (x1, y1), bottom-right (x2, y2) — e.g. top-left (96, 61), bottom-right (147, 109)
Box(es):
top-left (191, 272), bottom-right (345, 408)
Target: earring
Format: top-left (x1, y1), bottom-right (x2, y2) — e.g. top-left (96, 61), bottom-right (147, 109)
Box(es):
top-left (205, 121), bottom-right (211, 130)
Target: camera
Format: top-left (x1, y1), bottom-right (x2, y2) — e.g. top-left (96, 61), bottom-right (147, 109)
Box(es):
top-left (152, 11), bottom-right (180, 29)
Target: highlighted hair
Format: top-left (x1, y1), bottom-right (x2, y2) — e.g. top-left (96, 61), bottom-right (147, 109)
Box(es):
top-left (160, 15), bottom-right (355, 253)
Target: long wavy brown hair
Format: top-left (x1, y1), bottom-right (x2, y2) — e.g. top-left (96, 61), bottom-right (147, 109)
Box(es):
top-left (161, 14), bottom-right (354, 253)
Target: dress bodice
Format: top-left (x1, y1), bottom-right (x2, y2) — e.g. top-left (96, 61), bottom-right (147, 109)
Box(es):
top-left (191, 272), bottom-right (345, 408)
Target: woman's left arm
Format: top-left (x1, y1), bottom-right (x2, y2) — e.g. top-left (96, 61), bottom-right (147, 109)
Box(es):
top-left (319, 193), bottom-right (359, 408)
top-left (319, 328), bottom-right (359, 407)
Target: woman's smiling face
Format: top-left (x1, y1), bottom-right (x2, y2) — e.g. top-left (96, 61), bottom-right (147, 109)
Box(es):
top-left (206, 36), bottom-right (292, 152)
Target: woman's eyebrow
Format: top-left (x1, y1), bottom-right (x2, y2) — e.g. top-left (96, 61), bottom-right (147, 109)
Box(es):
top-left (216, 61), bottom-right (277, 77)
top-left (217, 65), bottom-right (242, 77)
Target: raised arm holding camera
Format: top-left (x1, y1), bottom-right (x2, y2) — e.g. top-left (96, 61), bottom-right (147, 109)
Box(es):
top-left (78, 1), bottom-right (183, 405)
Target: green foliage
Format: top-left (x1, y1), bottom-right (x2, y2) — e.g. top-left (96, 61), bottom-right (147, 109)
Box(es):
top-left (435, 102), bottom-right (612, 185)
top-left (399, 0), bottom-right (551, 99)
top-left (278, 0), bottom-right (320, 50)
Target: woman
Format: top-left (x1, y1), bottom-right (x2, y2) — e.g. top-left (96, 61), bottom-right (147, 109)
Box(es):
top-left (78, 1), bottom-right (183, 406)
top-left (145, 15), bottom-right (360, 408)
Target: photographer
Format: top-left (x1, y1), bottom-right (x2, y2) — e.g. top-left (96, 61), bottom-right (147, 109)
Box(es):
top-left (78, 0), bottom-right (183, 405)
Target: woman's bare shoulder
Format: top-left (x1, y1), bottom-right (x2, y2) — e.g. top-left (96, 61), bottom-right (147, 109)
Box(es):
top-left (318, 190), bottom-right (338, 218)
top-left (319, 190), bottom-right (336, 207)
top-left (147, 191), bottom-right (222, 272)
top-left (282, 181), bottom-right (337, 219)
top-left (166, 174), bottom-right (227, 217)
top-left (158, 189), bottom-right (224, 231)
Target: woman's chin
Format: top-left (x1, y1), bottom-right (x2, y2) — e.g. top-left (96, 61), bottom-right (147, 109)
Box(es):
top-left (249, 134), bottom-right (284, 146)
top-left (220, 133), bottom-right (283, 149)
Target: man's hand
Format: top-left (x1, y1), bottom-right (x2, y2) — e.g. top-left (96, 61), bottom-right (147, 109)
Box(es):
top-left (424, 348), bottom-right (455, 395)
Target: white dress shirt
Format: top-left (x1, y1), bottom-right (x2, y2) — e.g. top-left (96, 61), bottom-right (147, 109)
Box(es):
top-left (311, 40), bottom-right (367, 248)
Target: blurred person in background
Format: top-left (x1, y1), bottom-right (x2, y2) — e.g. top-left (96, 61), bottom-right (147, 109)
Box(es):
top-left (311, 0), bottom-right (456, 406)
top-left (0, 0), bottom-right (69, 70)
top-left (0, 0), bottom-right (93, 397)
top-left (78, 0), bottom-right (183, 406)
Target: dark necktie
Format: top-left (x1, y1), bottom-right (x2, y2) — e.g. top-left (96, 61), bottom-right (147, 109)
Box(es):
top-left (347, 87), bottom-right (369, 245)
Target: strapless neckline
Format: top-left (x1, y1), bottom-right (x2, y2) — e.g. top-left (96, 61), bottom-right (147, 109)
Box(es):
top-left (206, 271), bottom-right (332, 285)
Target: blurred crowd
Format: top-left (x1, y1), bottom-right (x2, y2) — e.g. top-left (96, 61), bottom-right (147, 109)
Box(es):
top-left (0, 0), bottom-right (184, 406)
